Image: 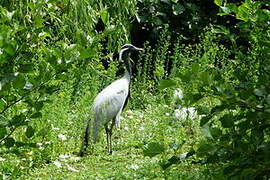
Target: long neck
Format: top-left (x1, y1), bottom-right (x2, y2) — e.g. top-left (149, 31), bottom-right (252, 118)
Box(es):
top-left (120, 49), bottom-right (132, 78)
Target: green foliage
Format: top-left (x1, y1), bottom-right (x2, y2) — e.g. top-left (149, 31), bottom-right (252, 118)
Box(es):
top-left (0, 0), bottom-right (269, 179)
top-left (158, 1), bottom-right (270, 179)
top-left (0, 0), bottom-right (137, 178)
top-left (136, 0), bottom-right (221, 41)
top-left (143, 142), bottom-right (165, 157)
top-left (154, 1), bottom-right (269, 179)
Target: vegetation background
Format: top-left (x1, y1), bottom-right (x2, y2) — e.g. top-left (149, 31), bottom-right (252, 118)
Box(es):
top-left (0, 0), bottom-right (269, 179)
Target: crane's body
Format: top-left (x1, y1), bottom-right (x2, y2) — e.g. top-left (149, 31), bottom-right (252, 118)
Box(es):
top-left (93, 70), bottom-right (130, 141)
top-left (80, 44), bottom-right (143, 156)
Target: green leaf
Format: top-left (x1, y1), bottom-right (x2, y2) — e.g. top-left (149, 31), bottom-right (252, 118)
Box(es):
top-left (214, 0), bottom-right (223, 6)
top-left (0, 99), bottom-right (6, 112)
top-left (210, 127), bottom-right (222, 138)
top-left (177, 71), bottom-right (192, 83)
top-left (5, 44), bottom-right (16, 55)
top-left (200, 115), bottom-right (211, 126)
top-left (160, 156), bottom-right (179, 170)
top-left (236, 4), bottom-right (249, 21)
top-left (79, 48), bottom-right (95, 59)
top-left (220, 6), bottom-right (230, 14)
top-left (200, 71), bottom-right (211, 85)
top-left (100, 10), bottom-right (109, 25)
top-left (0, 126), bottom-right (7, 139)
top-left (254, 88), bottom-right (265, 97)
top-left (18, 64), bottom-right (34, 73)
top-left (4, 137), bottom-right (15, 147)
top-left (201, 125), bottom-right (213, 139)
top-left (143, 142), bottom-right (165, 157)
top-left (159, 79), bottom-right (176, 90)
top-left (11, 114), bottom-right (26, 127)
top-left (197, 143), bottom-right (216, 156)
top-left (172, 4), bottom-right (185, 15)
top-left (266, 94), bottom-right (270, 104)
top-left (220, 114), bottom-right (234, 128)
top-left (211, 105), bottom-right (225, 114)
top-left (12, 74), bottom-right (26, 89)
top-left (191, 63), bottom-right (200, 74)
top-left (34, 101), bottom-right (44, 111)
top-left (30, 112), bottom-right (42, 119)
top-left (25, 126), bottom-right (35, 138)
top-left (37, 126), bottom-right (50, 137)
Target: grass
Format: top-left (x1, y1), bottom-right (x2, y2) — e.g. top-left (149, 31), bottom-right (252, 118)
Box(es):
top-left (15, 95), bottom-right (210, 179)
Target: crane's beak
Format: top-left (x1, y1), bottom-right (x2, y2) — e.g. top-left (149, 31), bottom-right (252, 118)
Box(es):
top-left (134, 47), bottom-right (144, 52)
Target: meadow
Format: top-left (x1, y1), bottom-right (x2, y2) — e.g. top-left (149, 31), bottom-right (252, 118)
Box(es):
top-left (0, 0), bottom-right (269, 179)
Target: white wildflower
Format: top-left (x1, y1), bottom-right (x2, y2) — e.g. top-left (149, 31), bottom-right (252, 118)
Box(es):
top-left (66, 164), bottom-right (79, 172)
top-left (173, 109), bottom-right (181, 120)
top-left (165, 112), bottom-right (170, 116)
top-left (58, 134), bottom-right (67, 141)
top-left (129, 164), bottom-right (139, 170)
top-left (179, 152), bottom-right (188, 161)
top-left (139, 127), bottom-right (144, 131)
top-left (173, 88), bottom-right (183, 101)
top-left (128, 115), bottom-right (134, 119)
top-left (47, 3), bottom-right (53, 8)
top-left (173, 107), bottom-right (198, 120)
top-left (59, 154), bottom-right (69, 159)
top-left (36, 142), bottom-right (43, 147)
top-left (53, 160), bottom-right (62, 168)
top-left (126, 110), bottom-right (133, 115)
top-left (52, 127), bottom-right (60, 131)
top-left (187, 107), bottom-right (197, 120)
top-left (0, 157), bottom-right (6, 162)
top-left (70, 156), bottom-right (81, 162)
top-left (38, 32), bottom-right (45, 37)
top-left (45, 141), bottom-right (51, 145)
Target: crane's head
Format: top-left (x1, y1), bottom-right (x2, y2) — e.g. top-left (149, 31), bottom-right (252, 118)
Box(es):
top-left (119, 44), bottom-right (143, 75)
top-left (119, 44), bottom-right (143, 62)
top-left (121, 44), bottom-right (144, 52)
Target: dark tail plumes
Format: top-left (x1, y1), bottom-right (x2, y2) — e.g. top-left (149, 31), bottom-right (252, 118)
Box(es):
top-left (79, 119), bottom-right (91, 157)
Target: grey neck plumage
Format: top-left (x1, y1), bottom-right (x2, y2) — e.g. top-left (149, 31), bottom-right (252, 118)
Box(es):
top-left (119, 48), bottom-right (132, 78)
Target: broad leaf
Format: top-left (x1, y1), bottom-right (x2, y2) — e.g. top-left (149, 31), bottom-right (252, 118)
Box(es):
top-left (0, 126), bottom-right (7, 139)
top-left (197, 143), bottom-right (216, 156)
top-left (37, 126), bottom-right (50, 137)
top-left (200, 115), bottom-right (212, 126)
top-left (11, 114), bottom-right (26, 127)
top-left (159, 79), bottom-right (176, 90)
top-left (79, 48), bottom-right (95, 59)
top-left (4, 137), bottom-right (15, 147)
top-left (201, 125), bottom-right (213, 139)
top-left (143, 142), bottom-right (165, 157)
top-left (0, 98), bottom-right (6, 112)
top-left (30, 112), bottom-right (42, 119)
top-left (220, 114), bottom-right (234, 128)
top-left (18, 64), bottom-right (34, 73)
top-left (172, 4), bottom-right (185, 15)
top-left (12, 74), bottom-right (26, 89)
top-left (100, 10), bottom-right (109, 25)
top-left (214, 0), bottom-right (223, 6)
top-left (25, 126), bottom-right (35, 138)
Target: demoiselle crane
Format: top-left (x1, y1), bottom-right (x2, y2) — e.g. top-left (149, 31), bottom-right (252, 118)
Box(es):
top-left (80, 44), bottom-right (143, 156)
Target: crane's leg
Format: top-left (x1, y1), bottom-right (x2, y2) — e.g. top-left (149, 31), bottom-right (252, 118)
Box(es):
top-left (105, 119), bottom-right (116, 154)
top-left (104, 125), bottom-right (111, 154)
top-left (108, 119), bottom-right (115, 154)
